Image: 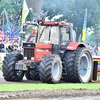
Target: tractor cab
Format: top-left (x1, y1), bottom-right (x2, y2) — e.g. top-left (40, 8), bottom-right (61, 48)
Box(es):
top-left (35, 21), bottom-right (74, 54)
top-left (36, 21), bottom-right (74, 45)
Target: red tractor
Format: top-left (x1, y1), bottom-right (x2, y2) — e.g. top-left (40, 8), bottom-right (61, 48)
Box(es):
top-left (2, 21), bottom-right (93, 83)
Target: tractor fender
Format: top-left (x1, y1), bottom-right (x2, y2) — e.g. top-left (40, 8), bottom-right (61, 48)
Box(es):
top-left (67, 42), bottom-right (86, 50)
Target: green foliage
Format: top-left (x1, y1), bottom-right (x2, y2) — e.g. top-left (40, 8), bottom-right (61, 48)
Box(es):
top-left (0, 65), bottom-right (2, 69)
top-left (0, 0), bottom-right (33, 35)
top-left (0, 0), bottom-right (13, 13)
top-left (0, 0), bottom-right (23, 32)
top-left (0, 0), bottom-right (100, 41)
top-left (0, 62), bottom-right (2, 68)
top-left (27, 10), bottom-right (33, 22)
top-left (85, 27), bottom-right (100, 45)
top-left (42, 0), bottom-right (100, 42)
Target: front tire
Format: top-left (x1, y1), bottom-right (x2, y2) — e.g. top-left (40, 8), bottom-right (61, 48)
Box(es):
top-left (2, 53), bottom-right (24, 81)
top-left (39, 54), bottom-right (62, 83)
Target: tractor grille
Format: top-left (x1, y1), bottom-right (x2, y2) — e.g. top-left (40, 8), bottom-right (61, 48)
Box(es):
top-left (24, 48), bottom-right (34, 60)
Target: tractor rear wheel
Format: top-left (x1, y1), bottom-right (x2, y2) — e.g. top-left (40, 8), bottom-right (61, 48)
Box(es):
top-left (25, 66), bottom-right (40, 80)
top-left (25, 71), bottom-right (32, 80)
top-left (30, 66), bottom-right (40, 80)
top-left (2, 53), bottom-right (24, 81)
top-left (39, 54), bottom-right (62, 83)
top-left (62, 47), bottom-right (93, 83)
top-left (62, 50), bottom-right (76, 82)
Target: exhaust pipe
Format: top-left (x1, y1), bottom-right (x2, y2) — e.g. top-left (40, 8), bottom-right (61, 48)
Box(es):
top-left (26, 0), bottom-right (43, 19)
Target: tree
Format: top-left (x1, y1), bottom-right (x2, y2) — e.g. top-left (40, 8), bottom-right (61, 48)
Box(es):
top-left (86, 27), bottom-right (100, 45)
top-left (0, 0), bottom-right (15, 31)
top-left (42, 0), bottom-right (100, 42)
top-left (8, 0), bottom-right (23, 25)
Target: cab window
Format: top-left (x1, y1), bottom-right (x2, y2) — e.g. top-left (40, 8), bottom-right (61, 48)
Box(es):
top-left (61, 27), bottom-right (69, 45)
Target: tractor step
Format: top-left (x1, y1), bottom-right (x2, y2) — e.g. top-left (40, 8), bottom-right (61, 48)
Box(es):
top-left (62, 73), bottom-right (67, 75)
top-left (62, 68), bottom-right (67, 75)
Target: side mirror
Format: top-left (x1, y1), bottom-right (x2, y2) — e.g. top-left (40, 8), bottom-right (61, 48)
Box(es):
top-left (66, 26), bottom-right (70, 33)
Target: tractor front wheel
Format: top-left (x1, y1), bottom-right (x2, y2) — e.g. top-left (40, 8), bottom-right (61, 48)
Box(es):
top-left (39, 54), bottom-right (62, 83)
top-left (2, 53), bottom-right (24, 81)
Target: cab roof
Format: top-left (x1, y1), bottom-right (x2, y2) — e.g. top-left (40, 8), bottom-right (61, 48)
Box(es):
top-left (41, 21), bottom-right (73, 27)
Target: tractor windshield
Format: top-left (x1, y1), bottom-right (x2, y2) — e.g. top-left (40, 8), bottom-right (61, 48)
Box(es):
top-left (37, 26), bottom-right (59, 45)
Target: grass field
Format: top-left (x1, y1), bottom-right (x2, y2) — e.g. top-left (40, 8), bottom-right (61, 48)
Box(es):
top-left (0, 63), bottom-right (2, 68)
top-left (0, 83), bottom-right (100, 91)
top-left (0, 62), bottom-right (2, 68)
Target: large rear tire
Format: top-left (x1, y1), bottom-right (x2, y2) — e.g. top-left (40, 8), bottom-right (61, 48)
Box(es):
top-left (39, 54), bottom-right (62, 83)
top-left (30, 66), bottom-right (40, 80)
top-left (25, 71), bottom-right (32, 80)
top-left (62, 47), bottom-right (93, 83)
top-left (25, 66), bottom-right (40, 80)
top-left (62, 50), bottom-right (76, 82)
top-left (2, 53), bottom-right (24, 81)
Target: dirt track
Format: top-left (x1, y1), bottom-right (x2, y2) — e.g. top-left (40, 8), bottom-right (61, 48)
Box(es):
top-left (0, 69), bottom-right (100, 100)
top-left (0, 89), bottom-right (100, 100)
top-left (0, 69), bottom-right (42, 85)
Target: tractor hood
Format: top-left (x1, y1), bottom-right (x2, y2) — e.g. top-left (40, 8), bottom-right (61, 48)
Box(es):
top-left (23, 42), bottom-right (52, 49)
top-left (23, 42), bottom-right (52, 62)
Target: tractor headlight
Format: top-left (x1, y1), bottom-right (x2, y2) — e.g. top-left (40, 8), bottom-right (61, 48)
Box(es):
top-left (31, 57), bottom-right (34, 60)
top-left (24, 57), bottom-right (27, 60)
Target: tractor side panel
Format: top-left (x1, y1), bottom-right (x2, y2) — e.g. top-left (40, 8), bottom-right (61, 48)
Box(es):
top-left (67, 42), bottom-right (86, 50)
top-left (35, 43), bottom-right (52, 49)
top-left (34, 48), bottom-right (51, 62)
top-left (34, 44), bottom-right (52, 62)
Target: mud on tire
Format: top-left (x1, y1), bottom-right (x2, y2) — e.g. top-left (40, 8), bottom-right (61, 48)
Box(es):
top-left (62, 47), bottom-right (93, 83)
top-left (2, 53), bottom-right (24, 81)
top-left (39, 54), bottom-right (62, 84)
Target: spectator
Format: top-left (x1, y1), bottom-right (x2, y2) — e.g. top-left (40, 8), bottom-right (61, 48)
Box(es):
top-left (9, 39), bottom-right (12, 44)
top-left (87, 44), bottom-right (91, 49)
top-left (6, 40), bottom-right (12, 52)
top-left (91, 45), bottom-right (97, 56)
top-left (14, 41), bottom-right (18, 51)
top-left (0, 41), bottom-right (4, 52)
top-left (13, 41), bottom-right (17, 51)
top-left (95, 46), bottom-right (100, 56)
top-left (17, 42), bottom-right (21, 53)
top-left (4, 40), bottom-right (7, 52)
top-left (8, 43), bottom-right (14, 52)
